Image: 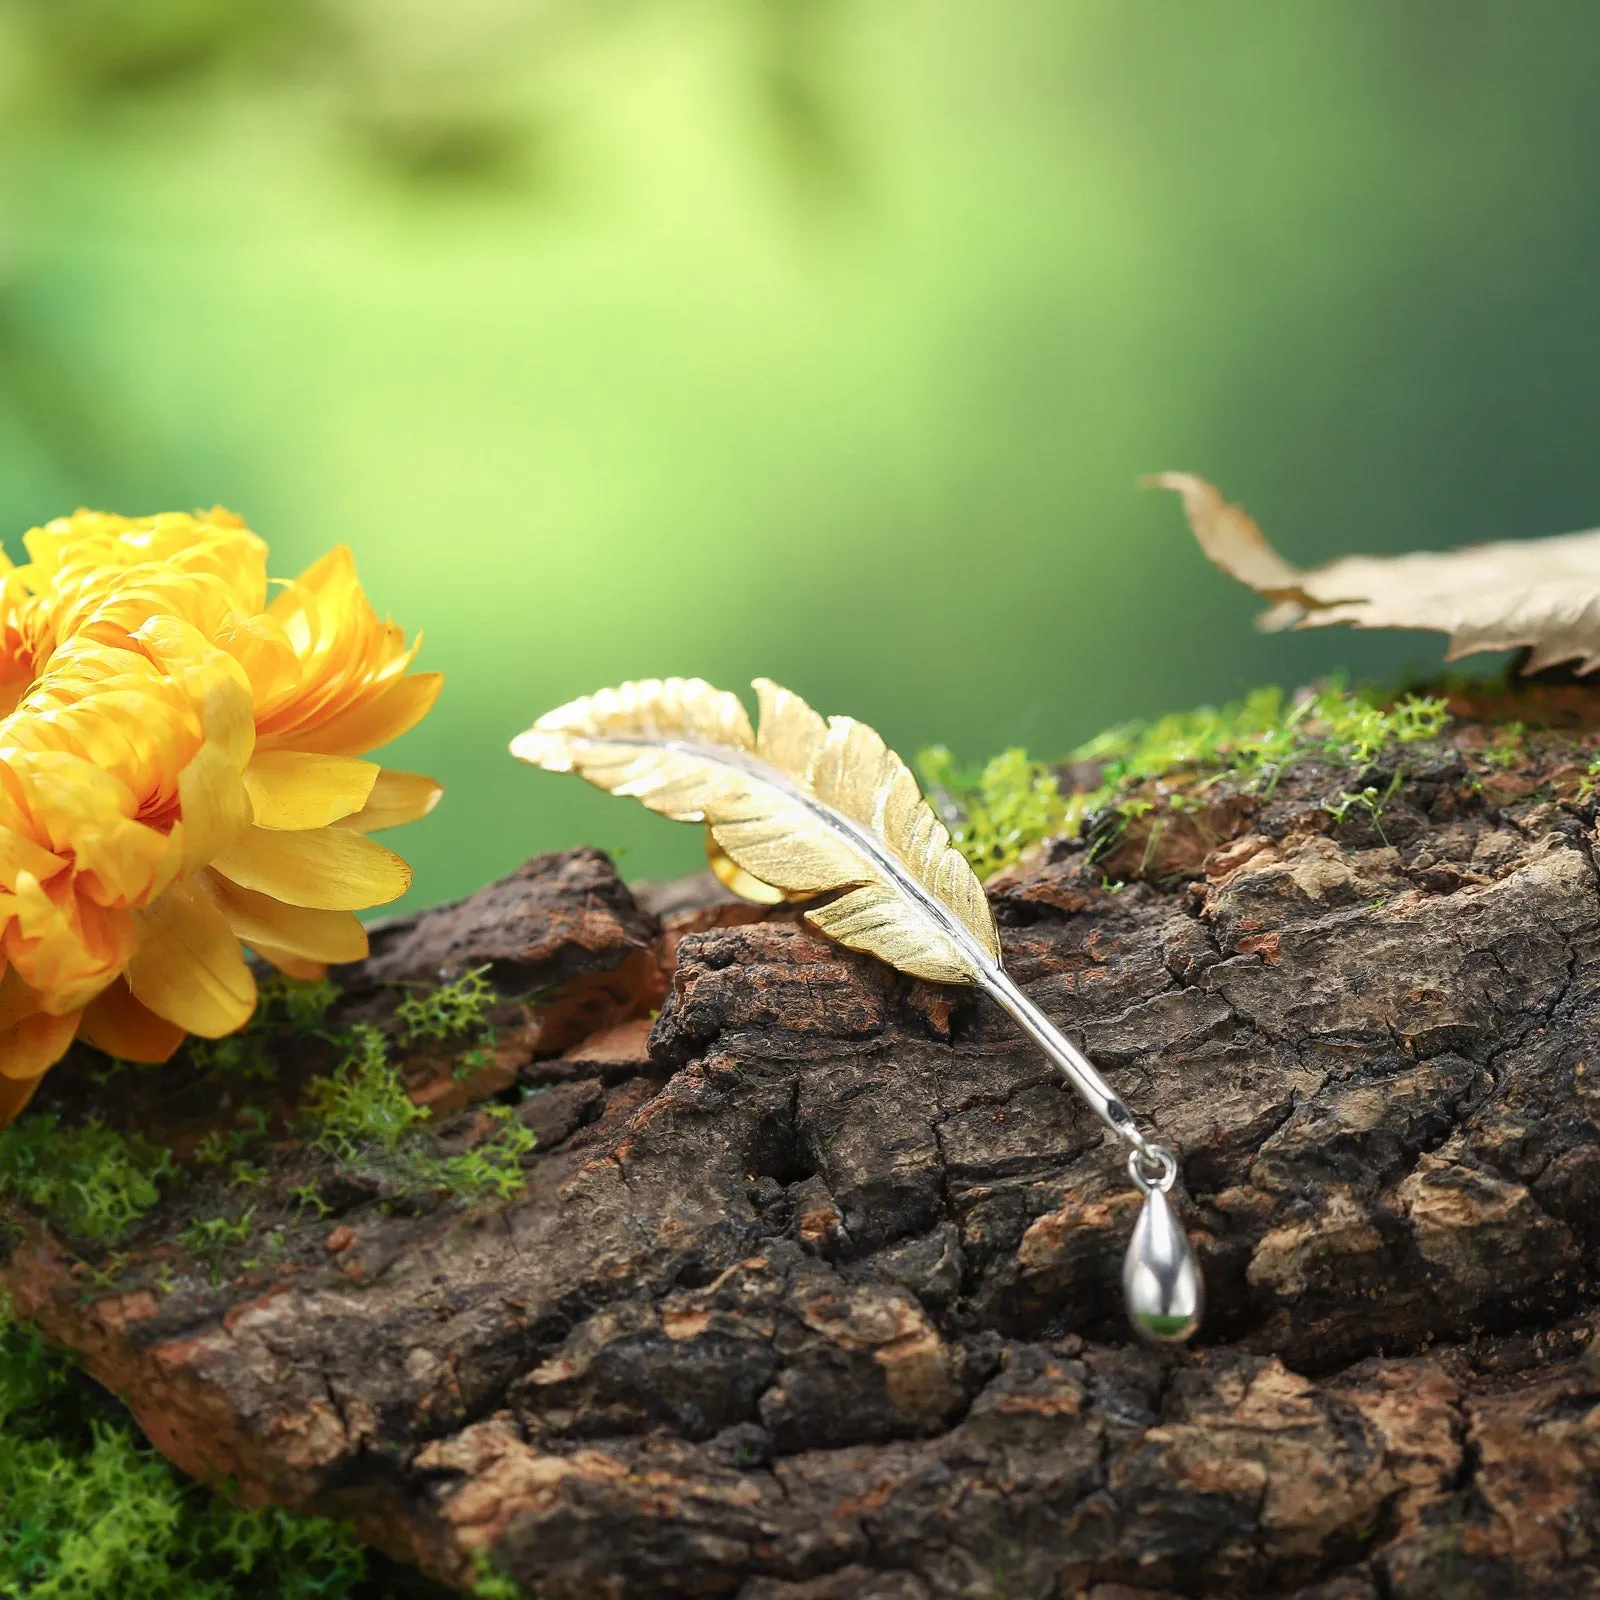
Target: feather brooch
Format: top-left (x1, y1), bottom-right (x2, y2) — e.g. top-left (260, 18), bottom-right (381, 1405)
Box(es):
top-left (513, 677), bottom-right (1201, 1341)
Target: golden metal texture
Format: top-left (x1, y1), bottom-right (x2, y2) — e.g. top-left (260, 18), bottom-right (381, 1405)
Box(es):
top-left (511, 676), bottom-right (1002, 983)
top-left (704, 833), bottom-right (787, 905)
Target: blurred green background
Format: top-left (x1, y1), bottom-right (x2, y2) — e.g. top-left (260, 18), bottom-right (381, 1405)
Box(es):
top-left (1, 0), bottom-right (1597, 906)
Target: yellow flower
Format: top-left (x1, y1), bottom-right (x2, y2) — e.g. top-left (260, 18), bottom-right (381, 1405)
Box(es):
top-left (0, 508), bottom-right (442, 1123)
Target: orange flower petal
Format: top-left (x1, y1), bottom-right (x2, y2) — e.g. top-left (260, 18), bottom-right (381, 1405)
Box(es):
top-left (0, 508), bottom-right (434, 1045)
top-left (217, 612), bottom-right (300, 706)
top-left (79, 977), bottom-right (186, 1063)
top-left (212, 824), bottom-right (411, 911)
top-left (266, 544), bottom-right (357, 631)
top-left (0, 1007), bottom-right (81, 1082)
top-left (131, 613), bottom-right (258, 769)
top-left (246, 944), bottom-right (327, 981)
top-left (0, 1068), bottom-right (43, 1125)
top-left (0, 826), bottom-right (67, 890)
top-left (210, 873), bottom-right (369, 963)
top-left (0, 967), bottom-right (35, 1031)
top-left (343, 768), bottom-right (443, 833)
top-left (4, 874), bottom-right (138, 1011)
top-left (242, 750), bottom-right (379, 831)
top-left (177, 742), bottom-right (253, 875)
top-left (126, 877), bottom-right (257, 1038)
top-left (277, 672), bottom-right (443, 758)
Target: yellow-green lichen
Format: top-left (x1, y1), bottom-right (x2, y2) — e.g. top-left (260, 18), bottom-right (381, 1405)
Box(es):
top-left (393, 964), bottom-right (503, 1084)
top-left (471, 1547), bottom-right (535, 1597)
top-left (305, 1024), bottom-right (431, 1157)
top-left (1579, 751), bottom-right (1600, 802)
top-left (1076, 683), bottom-right (1449, 795)
top-left (1481, 720), bottom-right (1527, 770)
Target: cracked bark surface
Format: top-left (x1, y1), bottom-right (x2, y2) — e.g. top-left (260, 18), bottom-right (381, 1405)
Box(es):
top-left (6, 731), bottom-right (1600, 1599)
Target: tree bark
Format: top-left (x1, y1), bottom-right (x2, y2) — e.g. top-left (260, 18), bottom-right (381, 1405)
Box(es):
top-left (5, 731), bottom-right (1600, 1599)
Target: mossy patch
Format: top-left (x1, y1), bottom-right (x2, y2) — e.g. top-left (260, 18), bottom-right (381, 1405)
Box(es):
top-left (0, 970), bottom-right (543, 1595)
top-left (918, 746), bottom-right (1074, 877)
top-left (0, 1117), bottom-right (177, 1249)
top-left (395, 965), bottom-right (496, 1047)
top-left (306, 1024), bottom-right (432, 1156)
top-left (0, 962), bottom-right (541, 1312)
top-left (302, 1019), bottom-right (534, 1205)
top-left (470, 1548), bottom-right (535, 1597)
top-left (0, 1302), bottom-right (374, 1599)
top-left (1077, 682), bottom-right (1450, 791)
top-left (392, 964), bottom-right (503, 1083)
top-left (1579, 751), bottom-right (1600, 802)
top-left (922, 682), bottom-right (1452, 878)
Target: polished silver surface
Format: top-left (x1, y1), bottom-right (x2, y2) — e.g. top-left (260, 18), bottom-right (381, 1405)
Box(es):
top-left (1123, 1148), bottom-right (1203, 1343)
top-left (983, 968), bottom-right (1150, 1151)
top-left (983, 972), bottom-right (1203, 1341)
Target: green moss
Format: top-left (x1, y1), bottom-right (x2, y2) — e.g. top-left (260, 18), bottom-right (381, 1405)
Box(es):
top-left (392, 966), bottom-right (504, 1084)
top-left (1078, 682), bottom-right (1448, 793)
top-left (470, 1548), bottom-right (533, 1598)
top-left (452, 1043), bottom-right (499, 1083)
top-left (0, 957), bottom-right (535, 1593)
top-left (917, 747), bottom-right (1072, 877)
top-left (1482, 720), bottom-right (1527, 769)
top-left (271, 975), bottom-right (341, 1033)
top-left (290, 1181), bottom-right (333, 1218)
top-left (192, 1130), bottom-right (238, 1166)
top-left (1579, 752), bottom-right (1600, 802)
top-left (176, 1206), bottom-right (260, 1281)
top-left (0, 1116), bottom-right (178, 1248)
top-left (177, 1208), bottom-right (257, 1251)
top-left (922, 683), bottom-right (1451, 878)
top-left (395, 965), bottom-right (496, 1046)
top-left (302, 1025), bottom-right (534, 1203)
top-left (425, 1108), bottom-right (537, 1203)
top-left (0, 1303), bottom-right (370, 1599)
top-left (305, 1025), bottom-right (431, 1158)
top-left (1327, 771), bottom-right (1405, 840)
top-left (191, 1115), bottom-right (272, 1181)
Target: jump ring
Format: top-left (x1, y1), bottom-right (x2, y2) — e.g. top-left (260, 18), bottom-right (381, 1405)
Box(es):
top-left (1128, 1143), bottom-right (1177, 1195)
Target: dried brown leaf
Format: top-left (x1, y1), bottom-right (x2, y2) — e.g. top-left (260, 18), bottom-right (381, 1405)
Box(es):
top-left (1154, 472), bottom-right (1600, 674)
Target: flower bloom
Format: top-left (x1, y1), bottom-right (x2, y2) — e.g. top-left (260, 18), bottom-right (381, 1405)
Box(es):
top-left (0, 509), bottom-right (442, 1123)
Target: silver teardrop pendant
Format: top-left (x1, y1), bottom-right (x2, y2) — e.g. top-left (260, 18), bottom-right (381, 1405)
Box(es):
top-left (1123, 1148), bottom-right (1203, 1343)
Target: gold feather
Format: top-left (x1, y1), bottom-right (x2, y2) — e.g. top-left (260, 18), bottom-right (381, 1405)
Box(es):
top-left (704, 834), bottom-right (788, 906)
top-left (511, 677), bottom-right (1001, 984)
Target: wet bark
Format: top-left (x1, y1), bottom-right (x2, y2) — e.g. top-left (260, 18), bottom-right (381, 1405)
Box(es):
top-left (6, 732), bottom-right (1600, 1600)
